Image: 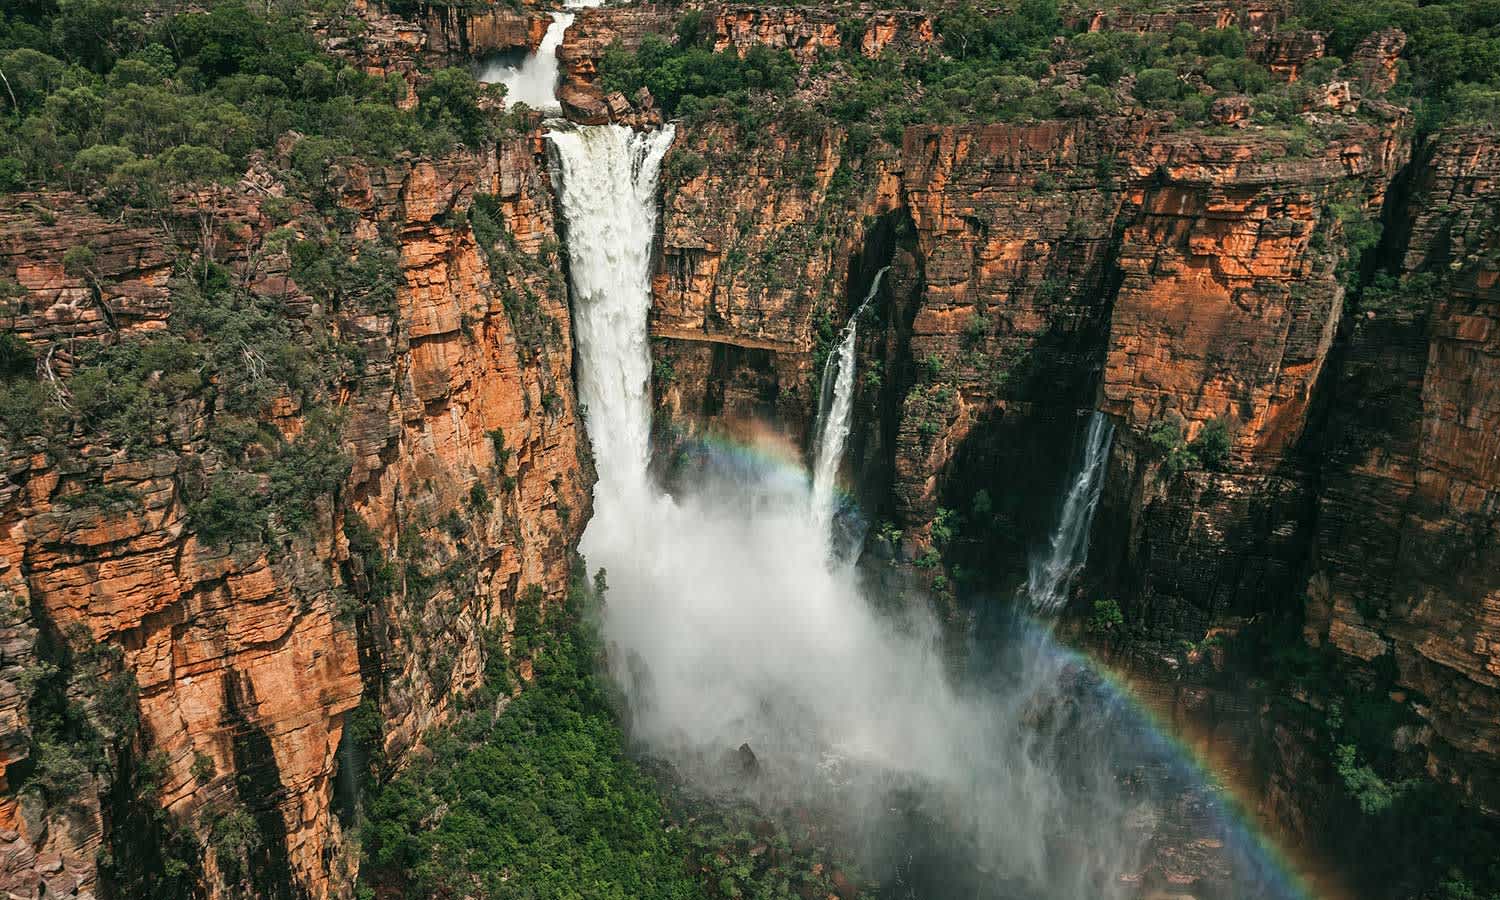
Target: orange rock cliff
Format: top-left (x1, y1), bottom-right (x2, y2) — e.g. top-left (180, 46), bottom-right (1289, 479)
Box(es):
top-left (0, 1), bottom-right (1496, 898)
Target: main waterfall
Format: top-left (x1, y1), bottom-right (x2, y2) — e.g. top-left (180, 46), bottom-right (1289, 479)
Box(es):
top-left (550, 123), bottom-right (1159, 899)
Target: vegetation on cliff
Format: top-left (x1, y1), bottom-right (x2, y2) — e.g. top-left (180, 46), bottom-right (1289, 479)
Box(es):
top-left (1295, 0), bottom-right (1500, 125)
top-left (359, 565), bottom-right (703, 899)
top-left (0, 0), bottom-right (506, 195)
top-left (600, 0), bottom-right (1498, 150)
top-left (358, 562), bottom-right (870, 900)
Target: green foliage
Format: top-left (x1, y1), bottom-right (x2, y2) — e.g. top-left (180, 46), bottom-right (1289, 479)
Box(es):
top-left (1360, 271), bottom-right (1440, 319)
top-left (1295, 0), bottom-right (1500, 126)
top-left (510, 583), bottom-right (545, 658)
top-left (191, 751), bottom-right (216, 784)
top-left (1148, 416), bottom-right (1232, 474)
top-left (187, 472), bottom-right (266, 546)
top-left (0, 331), bottom-right (34, 379)
top-left (1133, 68), bottom-right (1185, 105)
top-left (1086, 598), bottom-right (1125, 634)
top-left (1334, 742), bottom-right (1398, 813)
top-left (1188, 417), bottom-right (1231, 470)
top-left (205, 807), bottom-right (262, 884)
top-left (1146, 417), bottom-right (1190, 473)
top-left (360, 567), bottom-right (700, 899)
top-left (0, 0), bottom-right (504, 194)
top-left (931, 506), bottom-right (960, 547)
top-left (921, 352), bottom-right (943, 380)
top-left (1332, 200), bottom-right (1384, 286)
top-left (599, 34), bottom-right (798, 119)
top-left (17, 623), bottom-right (139, 808)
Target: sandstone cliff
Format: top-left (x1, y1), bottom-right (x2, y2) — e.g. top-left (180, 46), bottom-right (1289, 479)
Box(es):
top-left (0, 132), bottom-right (587, 899)
top-left (604, 8), bottom-right (1498, 893)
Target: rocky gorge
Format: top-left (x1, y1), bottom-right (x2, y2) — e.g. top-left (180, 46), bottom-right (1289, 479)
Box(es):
top-left (0, 0), bottom-right (1497, 897)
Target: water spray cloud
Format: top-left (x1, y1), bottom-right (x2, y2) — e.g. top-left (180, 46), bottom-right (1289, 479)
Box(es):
top-left (549, 121), bottom-right (1324, 900)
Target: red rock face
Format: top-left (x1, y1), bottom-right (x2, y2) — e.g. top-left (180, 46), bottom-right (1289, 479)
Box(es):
top-left (712, 7), bottom-right (841, 61)
top-left (1103, 124), bottom-right (1409, 465)
top-left (1083, 0), bottom-right (1289, 35)
top-left (1307, 129), bottom-right (1500, 807)
top-left (0, 135), bottom-right (587, 899)
top-left (637, 40), bottom-right (1496, 863)
top-left (651, 122), bottom-right (901, 445)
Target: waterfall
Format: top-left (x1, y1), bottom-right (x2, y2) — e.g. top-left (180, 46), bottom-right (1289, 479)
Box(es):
top-left (550, 123), bottom-right (1154, 900)
top-left (477, 12), bottom-right (574, 111)
top-left (809, 266), bottom-right (889, 541)
top-left (548, 124), bottom-right (673, 505)
top-left (1024, 410), bottom-right (1114, 614)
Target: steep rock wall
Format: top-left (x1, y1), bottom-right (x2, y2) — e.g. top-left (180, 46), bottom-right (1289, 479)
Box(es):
top-left (1306, 129), bottom-right (1500, 807)
top-left (0, 134), bottom-right (588, 899)
top-left (651, 122), bottom-right (901, 448)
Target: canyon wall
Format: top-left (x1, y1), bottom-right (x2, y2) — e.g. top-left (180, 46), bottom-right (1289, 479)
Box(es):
top-left (0, 133), bottom-right (587, 898)
top-left (1305, 128), bottom-right (1500, 807)
top-left (558, 8), bottom-right (1500, 884)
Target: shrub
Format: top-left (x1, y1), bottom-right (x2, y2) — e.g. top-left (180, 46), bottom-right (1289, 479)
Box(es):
top-left (188, 473), bottom-right (267, 546)
top-left (1189, 418), bottom-right (1232, 470)
top-left (1086, 598), bottom-right (1124, 633)
top-left (1133, 68), bottom-right (1184, 105)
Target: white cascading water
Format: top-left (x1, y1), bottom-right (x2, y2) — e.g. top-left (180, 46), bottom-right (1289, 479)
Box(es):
top-left (809, 266), bottom-right (890, 542)
top-left (550, 123), bottom-right (1151, 898)
top-left (477, 12), bottom-right (574, 111)
top-left (1024, 410), bottom-right (1115, 614)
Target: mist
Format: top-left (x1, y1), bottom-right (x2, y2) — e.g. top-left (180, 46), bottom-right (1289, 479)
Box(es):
top-left (550, 122), bottom-right (1180, 899)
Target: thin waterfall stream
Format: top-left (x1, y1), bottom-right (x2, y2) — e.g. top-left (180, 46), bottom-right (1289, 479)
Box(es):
top-left (1023, 410), bottom-right (1115, 614)
top-left (810, 266), bottom-right (890, 545)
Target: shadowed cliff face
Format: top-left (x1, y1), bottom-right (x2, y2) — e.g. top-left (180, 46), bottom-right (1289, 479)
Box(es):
top-left (0, 135), bottom-right (589, 898)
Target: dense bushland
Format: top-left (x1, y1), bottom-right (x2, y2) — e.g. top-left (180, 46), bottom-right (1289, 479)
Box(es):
top-left (358, 565), bottom-right (704, 899)
top-left (0, 0), bottom-right (505, 195)
top-left (599, 0), bottom-right (1500, 142)
top-left (1294, 0), bottom-right (1500, 126)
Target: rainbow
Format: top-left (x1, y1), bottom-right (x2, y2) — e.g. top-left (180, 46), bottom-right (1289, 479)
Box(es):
top-left (665, 425), bottom-right (863, 510)
top-left (668, 427), bottom-right (1346, 900)
top-left (1029, 622), bottom-right (1349, 900)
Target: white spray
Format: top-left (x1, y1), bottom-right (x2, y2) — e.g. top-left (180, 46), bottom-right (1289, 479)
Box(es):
top-left (550, 123), bottom-right (1150, 898)
top-left (1025, 410), bottom-right (1114, 614)
top-left (809, 266), bottom-right (890, 544)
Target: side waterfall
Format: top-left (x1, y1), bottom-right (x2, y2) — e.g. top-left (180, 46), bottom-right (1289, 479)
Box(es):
top-left (551, 122), bottom-right (1153, 900)
top-left (477, 12), bottom-right (573, 111)
top-left (809, 266), bottom-right (890, 542)
top-left (1024, 410), bottom-right (1114, 614)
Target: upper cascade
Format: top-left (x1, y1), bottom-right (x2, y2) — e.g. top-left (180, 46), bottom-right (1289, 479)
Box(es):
top-left (547, 123), bottom-right (675, 504)
top-left (477, 6), bottom-right (590, 112)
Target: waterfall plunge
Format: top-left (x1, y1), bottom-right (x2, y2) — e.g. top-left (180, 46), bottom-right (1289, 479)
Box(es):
top-left (809, 266), bottom-right (889, 546)
top-left (550, 123), bottom-right (1150, 899)
top-left (1024, 411), bottom-right (1114, 615)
